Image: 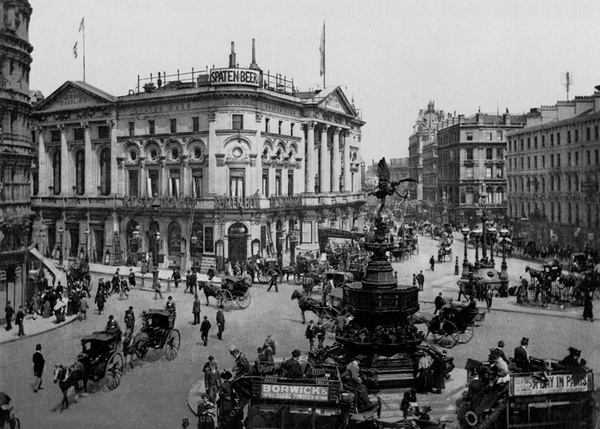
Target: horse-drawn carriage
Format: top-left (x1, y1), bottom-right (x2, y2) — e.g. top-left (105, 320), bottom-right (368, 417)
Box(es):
top-left (129, 309), bottom-right (180, 361)
top-left (199, 276), bottom-right (252, 310)
top-left (412, 303), bottom-right (485, 348)
top-left (79, 331), bottom-right (124, 389)
top-left (437, 244), bottom-right (452, 262)
top-left (291, 289), bottom-right (341, 334)
top-left (255, 257), bottom-right (283, 284)
top-left (569, 252), bottom-right (594, 274)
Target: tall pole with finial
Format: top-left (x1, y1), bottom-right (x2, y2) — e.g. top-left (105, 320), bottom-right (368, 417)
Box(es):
top-left (562, 71), bottom-right (574, 101)
top-left (79, 17), bottom-right (86, 82)
top-left (319, 21), bottom-right (326, 89)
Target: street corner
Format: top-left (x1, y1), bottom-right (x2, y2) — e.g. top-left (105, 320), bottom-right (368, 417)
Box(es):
top-left (187, 378), bottom-right (206, 416)
top-left (0, 314), bottom-right (80, 345)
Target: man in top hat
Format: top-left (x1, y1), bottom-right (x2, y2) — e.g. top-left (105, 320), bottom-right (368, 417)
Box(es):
top-left (560, 347), bottom-right (582, 369)
top-left (281, 349), bottom-right (303, 378)
top-left (32, 344), bottom-right (45, 392)
top-left (514, 337), bottom-right (530, 371)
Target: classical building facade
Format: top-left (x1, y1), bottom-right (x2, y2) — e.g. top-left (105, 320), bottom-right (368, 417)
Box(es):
top-left (507, 91), bottom-right (600, 248)
top-left (31, 44), bottom-right (365, 270)
top-left (0, 0), bottom-right (34, 316)
top-left (408, 101), bottom-right (448, 201)
top-left (436, 112), bottom-right (526, 227)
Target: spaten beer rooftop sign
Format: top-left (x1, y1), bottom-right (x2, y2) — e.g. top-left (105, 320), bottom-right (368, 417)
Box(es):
top-left (210, 68), bottom-right (261, 87)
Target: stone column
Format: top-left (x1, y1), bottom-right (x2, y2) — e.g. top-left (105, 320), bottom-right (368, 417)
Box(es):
top-left (84, 123), bottom-right (95, 195)
top-left (109, 119), bottom-right (118, 195)
top-left (305, 121), bottom-right (315, 194)
top-left (139, 158), bottom-right (147, 197)
top-left (37, 127), bottom-right (48, 196)
top-left (182, 156), bottom-right (190, 197)
top-left (207, 111), bottom-right (218, 195)
top-left (332, 128), bottom-right (341, 193)
top-left (320, 125), bottom-right (330, 193)
top-left (343, 131), bottom-right (351, 192)
top-left (160, 157), bottom-right (168, 196)
top-left (59, 125), bottom-right (69, 196)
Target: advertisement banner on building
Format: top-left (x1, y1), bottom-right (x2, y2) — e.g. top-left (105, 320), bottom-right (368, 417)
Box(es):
top-left (210, 68), bottom-right (261, 87)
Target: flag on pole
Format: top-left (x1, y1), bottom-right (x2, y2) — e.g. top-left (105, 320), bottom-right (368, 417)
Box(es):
top-left (79, 17), bottom-right (85, 32)
top-left (73, 42), bottom-right (78, 58)
top-left (319, 21), bottom-right (325, 77)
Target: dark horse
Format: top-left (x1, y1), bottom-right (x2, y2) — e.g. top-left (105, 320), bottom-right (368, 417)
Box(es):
top-left (52, 363), bottom-right (88, 411)
top-left (291, 289), bottom-right (324, 324)
top-left (197, 281), bottom-right (227, 307)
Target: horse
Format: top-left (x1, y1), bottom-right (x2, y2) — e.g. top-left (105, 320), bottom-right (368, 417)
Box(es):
top-left (197, 281), bottom-right (223, 306)
top-left (291, 289), bottom-right (323, 324)
top-left (52, 363), bottom-right (88, 411)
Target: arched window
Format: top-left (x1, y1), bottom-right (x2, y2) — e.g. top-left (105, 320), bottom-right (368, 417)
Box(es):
top-left (75, 150), bottom-right (85, 195)
top-left (168, 221), bottom-right (182, 254)
top-left (190, 221), bottom-right (204, 257)
top-left (51, 151), bottom-right (61, 195)
top-left (100, 148), bottom-right (111, 195)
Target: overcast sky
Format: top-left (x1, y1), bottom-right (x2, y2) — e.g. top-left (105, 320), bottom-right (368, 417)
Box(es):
top-left (29, 0), bottom-right (600, 164)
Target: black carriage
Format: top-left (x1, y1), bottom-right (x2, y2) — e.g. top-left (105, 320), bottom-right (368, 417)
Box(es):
top-left (437, 244), bottom-right (452, 262)
top-left (412, 303), bottom-right (485, 348)
top-left (256, 257), bottom-right (283, 284)
top-left (132, 309), bottom-right (180, 361)
top-left (569, 252), bottom-right (594, 274)
top-left (220, 275), bottom-right (252, 309)
top-left (79, 331), bottom-right (124, 390)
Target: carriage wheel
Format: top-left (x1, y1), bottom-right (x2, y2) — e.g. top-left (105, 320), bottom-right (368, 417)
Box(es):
top-left (218, 290), bottom-right (234, 311)
top-left (294, 273), bottom-right (302, 285)
top-left (454, 324), bottom-right (475, 344)
top-left (105, 352), bottom-right (124, 390)
top-left (165, 329), bottom-right (180, 361)
top-left (237, 290), bottom-right (251, 309)
top-left (257, 271), bottom-right (269, 284)
top-left (464, 411), bottom-right (479, 427)
top-left (432, 321), bottom-right (458, 348)
top-left (135, 341), bottom-right (149, 359)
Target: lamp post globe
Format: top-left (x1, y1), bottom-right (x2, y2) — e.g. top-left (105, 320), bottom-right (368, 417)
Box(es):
top-left (499, 228), bottom-right (510, 281)
top-left (471, 229), bottom-right (482, 263)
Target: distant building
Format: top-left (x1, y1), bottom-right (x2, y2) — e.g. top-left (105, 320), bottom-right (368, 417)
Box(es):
top-left (30, 41), bottom-right (366, 271)
top-left (507, 89), bottom-right (600, 248)
top-left (437, 112), bottom-right (526, 227)
top-left (0, 0), bottom-right (34, 320)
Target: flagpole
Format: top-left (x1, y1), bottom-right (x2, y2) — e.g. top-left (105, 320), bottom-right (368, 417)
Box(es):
top-left (82, 22), bottom-right (86, 82)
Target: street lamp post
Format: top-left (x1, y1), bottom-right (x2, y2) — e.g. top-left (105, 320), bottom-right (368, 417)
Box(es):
top-left (84, 228), bottom-right (90, 262)
top-left (499, 228), bottom-right (510, 282)
top-left (471, 229), bottom-right (482, 264)
top-left (487, 227), bottom-right (497, 264)
top-left (461, 226), bottom-right (470, 278)
top-left (154, 231), bottom-right (161, 268)
top-left (58, 226), bottom-right (64, 266)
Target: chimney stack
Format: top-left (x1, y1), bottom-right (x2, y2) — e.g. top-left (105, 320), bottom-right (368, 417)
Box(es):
top-left (250, 38), bottom-right (260, 70)
top-left (229, 42), bottom-right (236, 68)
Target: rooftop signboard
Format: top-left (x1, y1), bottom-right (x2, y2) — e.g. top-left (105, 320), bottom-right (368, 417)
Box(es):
top-left (210, 68), bottom-right (261, 87)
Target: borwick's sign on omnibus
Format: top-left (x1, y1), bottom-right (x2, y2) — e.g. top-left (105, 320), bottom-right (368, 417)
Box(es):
top-left (260, 383), bottom-right (330, 402)
top-left (510, 372), bottom-right (593, 396)
top-left (210, 68), bottom-right (261, 87)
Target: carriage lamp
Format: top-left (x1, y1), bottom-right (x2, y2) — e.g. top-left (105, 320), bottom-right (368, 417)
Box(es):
top-left (460, 226), bottom-right (470, 277)
top-left (499, 228), bottom-right (510, 280)
top-left (58, 226), bottom-right (64, 266)
top-left (84, 228), bottom-right (90, 262)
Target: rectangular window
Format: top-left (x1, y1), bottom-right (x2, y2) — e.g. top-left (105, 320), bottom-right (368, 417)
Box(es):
top-left (288, 170), bottom-right (294, 195)
top-left (192, 117), bottom-right (200, 132)
top-left (551, 154), bottom-right (554, 167)
top-left (534, 156), bottom-right (537, 169)
top-left (232, 114), bottom-right (244, 130)
top-left (575, 129), bottom-right (579, 142)
top-left (596, 126), bottom-right (599, 140)
top-left (275, 170), bottom-right (282, 196)
top-left (556, 153), bottom-right (561, 167)
top-left (550, 134), bottom-right (554, 146)
top-left (542, 155), bottom-right (545, 168)
top-left (520, 157), bottom-right (524, 169)
top-left (557, 133), bottom-right (561, 145)
top-left (192, 170), bottom-right (203, 198)
top-left (229, 169), bottom-right (245, 197)
top-left (265, 118), bottom-right (270, 133)
top-left (466, 166), bottom-right (474, 179)
top-left (98, 125), bottom-right (109, 139)
top-left (541, 135), bottom-right (545, 147)
top-left (496, 148), bottom-right (503, 159)
top-left (575, 151), bottom-right (579, 166)
top-left (527, 157), bottom-right (531, 169)
top-left (485, 166), bottom-right (492, 179)
top-left (567, 131), bottom-right (571, 143)
top-left (73, 128), bottom-right (84, 141)
top-left (534, 137), bottom-right (538, 148)
top-left (497, 131), bottom-right (503, 141)
top-left (568, 152), bottom-right (571, 166)
top-left (486, 148), bottom-right (493, 160)
top-left (204, 227), bottom-right (214, 253)
top-left (487, 132), bottom-right (493, 141)
top-left (527, 138), bottom-right (531, 149)
top-left (278, 121), bottom-right (283, 135)
top-left (51, 130), bottom-right (60, 142)
top-left (262, 169), bottom-right (269, 197)
top-left (148, 169), bottom-right (159, 196)
top-left (169, 169), bottom-right (180, 197)
top-left (496, 166), bottom-right (504, 178)
top-left (170, 118), bottom-right (177, 134)
top-left (466, 148), bottom-right (473, 160)
top-left (596, 149), bottom-right (599, 165)
top-left (129, 122), bottom-right (135, 136)
top-left (520, 139), bottom-right (524, 150)
top-left (290, 123), bottom-right (295, 136)
top-left (587, 127), bottom-right (591, 141)
top-left (128, 169), bottom-right (139, 197)
top-left (466, 132), bottom-right (473, 141)
top-left (149, 120), bottom-right (155, 135)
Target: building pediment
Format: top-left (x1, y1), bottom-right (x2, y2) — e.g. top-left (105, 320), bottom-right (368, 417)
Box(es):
top-left (34, 81), bottom-right (116, 113)
top-left (317, 87), bottom-right (357, 117)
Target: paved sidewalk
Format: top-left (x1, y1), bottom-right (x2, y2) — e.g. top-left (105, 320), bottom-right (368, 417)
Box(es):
top-left (0, 311), bottom-right (79, 345)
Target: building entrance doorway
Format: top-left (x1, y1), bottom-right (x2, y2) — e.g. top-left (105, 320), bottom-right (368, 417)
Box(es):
top-left (228, 223), bottom-right (248, 265)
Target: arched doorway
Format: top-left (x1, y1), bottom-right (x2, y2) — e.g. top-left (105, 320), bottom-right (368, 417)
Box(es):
top-left (228, 222), bottom-right (248, 265)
